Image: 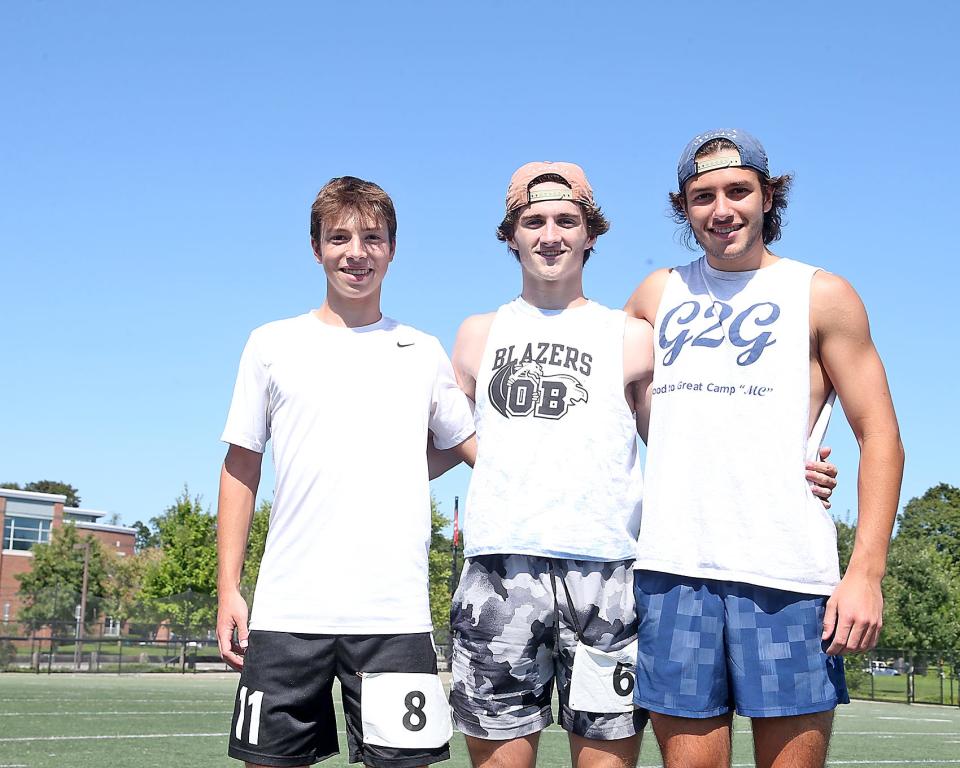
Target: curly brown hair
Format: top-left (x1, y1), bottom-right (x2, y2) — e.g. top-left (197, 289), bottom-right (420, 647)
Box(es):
top-left (496, 174), bottom-right (610, 264)
top-left (669, 140), bottom-right (792, 249)
top-left (310, 176), bottom-right (397, 245)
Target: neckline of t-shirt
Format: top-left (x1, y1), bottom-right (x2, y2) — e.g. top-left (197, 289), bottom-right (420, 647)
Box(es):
top-left (512, 296), bottom-right (594, 318)
top-left (302, 312), bottom-right (396, 334)
top-left (701, 256), bottom-right (789, 282)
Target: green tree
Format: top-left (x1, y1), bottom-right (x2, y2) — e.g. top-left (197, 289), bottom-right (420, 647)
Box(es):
top-left (131, 520), bottom-right (161, 552)
top-left (896, 483), bottom-right (960, 567)
top-left (101, 548), bottom-right (159, 629)
top-left (836, 486), bottom-right (960, 652)
top-left (1, 480), bottom-right (81, 506)
top-left (429, 498), bottom-right (454, 636)
top-left (835, 519), bottom-right (856, 574)
top-left (140, 488), bottom-right (218, 635)
top-left (880, 535), bottom-right (960, 651)
top-left (239, 500), bottom-right (272, 599)
top-left (16, 524), bottom-right (107, 630)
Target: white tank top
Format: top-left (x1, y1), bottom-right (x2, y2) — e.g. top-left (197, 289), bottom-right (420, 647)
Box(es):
top-left (464, 298), bottom-right (643, 560)
top-left (637, 257), bottom-right (840, 595)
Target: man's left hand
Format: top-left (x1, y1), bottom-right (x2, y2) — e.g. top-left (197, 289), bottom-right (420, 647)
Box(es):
top-left (821, 569), bottom-right (883, 655)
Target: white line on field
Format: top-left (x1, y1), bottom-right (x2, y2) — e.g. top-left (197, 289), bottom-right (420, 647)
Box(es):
top-left (736, 763), bottom-right (960, 767)
top-left (0, 710), bottom-right (229, 717)
top-left (0, 733), bottom-right (226, 743)
top-left (0, 730), bottom-right (354, 744)
top-left (820, 763), bottom-right (960, 766)
top-left (877, 716), bottom-right (953, 722)
top-left (733, 730), bottom-right (960, 737)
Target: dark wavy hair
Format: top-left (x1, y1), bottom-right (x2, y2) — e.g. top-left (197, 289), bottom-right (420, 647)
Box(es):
top-left (496, 174), bottom-right (610, 264)
top-left (669, 139), bottom-right (792, 249)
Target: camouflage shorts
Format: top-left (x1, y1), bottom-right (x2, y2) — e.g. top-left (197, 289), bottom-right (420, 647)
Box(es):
top-left (449, 554), bottom-right (647, 740)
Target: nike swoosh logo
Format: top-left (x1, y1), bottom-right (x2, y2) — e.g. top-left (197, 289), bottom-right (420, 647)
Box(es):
top-left (397, 342), bottom-right (415, 348)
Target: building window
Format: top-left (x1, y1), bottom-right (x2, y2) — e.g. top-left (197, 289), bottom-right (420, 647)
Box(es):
top-left (104, 617), bottom-right (121, 637)
top-left (2, 515), bottom-right (52, 551)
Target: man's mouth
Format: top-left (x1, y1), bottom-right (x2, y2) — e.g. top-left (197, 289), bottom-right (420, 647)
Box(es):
top-left (711, 224), bottom-right (743, 236)
top-left (341, 267), bottom-right (372, 278)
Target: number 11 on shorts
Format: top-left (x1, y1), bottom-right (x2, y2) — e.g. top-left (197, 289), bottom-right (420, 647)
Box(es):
top-left (235, 686), bottom-right (264, 745)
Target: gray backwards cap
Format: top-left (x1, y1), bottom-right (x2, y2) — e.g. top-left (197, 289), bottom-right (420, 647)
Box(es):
top-left (677, 129), bottom-right (769, 191)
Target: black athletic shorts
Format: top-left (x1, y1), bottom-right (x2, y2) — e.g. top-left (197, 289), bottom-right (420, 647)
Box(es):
top-left (228, 630), bottom-right (449, 767)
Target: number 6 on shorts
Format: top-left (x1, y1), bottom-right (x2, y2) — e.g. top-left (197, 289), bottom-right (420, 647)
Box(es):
top-left (361, 672), bottom-right (452, 748)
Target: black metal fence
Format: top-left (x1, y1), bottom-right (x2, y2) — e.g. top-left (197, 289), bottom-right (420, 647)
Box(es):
top-left (2, 621), bottom-right (957, 704)
top-left (843, 649), bottom-right (960, 706)
top-left (0, 631), bottom-right (230, 674)
top-left (0, 613), bottom-right (230, 674)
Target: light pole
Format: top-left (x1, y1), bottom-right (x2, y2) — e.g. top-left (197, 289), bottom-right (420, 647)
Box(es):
top-left (447, 496), bottom-right (460, 671)
top-left (74, 540), bottom-right (90, 670)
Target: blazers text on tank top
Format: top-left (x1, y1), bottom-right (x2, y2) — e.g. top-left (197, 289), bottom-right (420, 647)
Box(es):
top-left (465, 298), bottom-right (643, 560)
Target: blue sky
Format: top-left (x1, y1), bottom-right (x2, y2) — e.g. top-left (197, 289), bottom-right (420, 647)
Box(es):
top-left (1, 2), bottom-right (956, 531)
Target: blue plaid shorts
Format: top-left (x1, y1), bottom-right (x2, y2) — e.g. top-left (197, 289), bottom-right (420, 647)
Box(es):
top-left (633, 571), bottom-right (849, 718)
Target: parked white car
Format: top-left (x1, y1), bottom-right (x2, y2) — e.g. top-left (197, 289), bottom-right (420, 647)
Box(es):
top-left (862, 660), bottom-right (900, 676)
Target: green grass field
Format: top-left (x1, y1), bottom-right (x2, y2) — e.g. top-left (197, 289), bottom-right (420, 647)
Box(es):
top-left (0, 673), bottom-right (958, 768)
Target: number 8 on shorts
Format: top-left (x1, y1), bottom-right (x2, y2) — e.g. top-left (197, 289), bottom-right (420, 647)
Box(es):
top-left (361, 672), bottom-right (453, 748)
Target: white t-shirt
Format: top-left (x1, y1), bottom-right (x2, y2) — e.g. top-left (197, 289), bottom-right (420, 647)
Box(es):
top-left (221, 313), bottom-right (475, 634)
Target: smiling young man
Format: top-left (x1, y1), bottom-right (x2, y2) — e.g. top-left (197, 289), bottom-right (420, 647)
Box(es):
top-left (216, 176), bottom-right (476, 768)
top-left (448, 162), bottom-right (653, 768)
top-left (446, 161), bottom-right (839, 768)
top-left (624, 130), bottom-right (904, 768)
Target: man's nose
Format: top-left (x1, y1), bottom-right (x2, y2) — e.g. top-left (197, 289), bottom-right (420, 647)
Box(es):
top-left (346, 235), bottom-right (365, 258)
top-left (713, 193), bottom-right (732, 218)
top-left (542, 218), bottom-right (561, 243)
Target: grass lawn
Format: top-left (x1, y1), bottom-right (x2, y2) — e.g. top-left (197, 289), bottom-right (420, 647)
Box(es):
top-left (0, 673), bottom-right (958, 768)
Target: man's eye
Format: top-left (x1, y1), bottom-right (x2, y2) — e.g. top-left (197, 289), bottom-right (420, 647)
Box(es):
top-left (558, 218), bottom-right (577, 227)
top-left (523, 218), bottom-right (544, 228)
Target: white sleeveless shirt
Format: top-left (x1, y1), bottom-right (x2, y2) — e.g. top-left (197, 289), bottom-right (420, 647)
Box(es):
top-left (464, 298), bottom-right (643, 560)
top-left (637, 257), bottom-right (839, 595)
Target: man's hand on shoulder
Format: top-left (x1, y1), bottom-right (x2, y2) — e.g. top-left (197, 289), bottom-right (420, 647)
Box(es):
top-left (807, 445), bottom-right (839, 509)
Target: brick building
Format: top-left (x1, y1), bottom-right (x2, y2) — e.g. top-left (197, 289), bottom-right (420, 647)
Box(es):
top-left (0, 488), bottom-right (136, 625)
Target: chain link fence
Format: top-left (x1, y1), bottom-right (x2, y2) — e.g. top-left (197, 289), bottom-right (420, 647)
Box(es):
top-left (0, 588), bottom-right (230, 673)
top-left (0, 631), bottom-right (228, 673)
top-left (843, 649), bottom-right (960, 706)
top-left (3, 604), bottom-right (957, 701)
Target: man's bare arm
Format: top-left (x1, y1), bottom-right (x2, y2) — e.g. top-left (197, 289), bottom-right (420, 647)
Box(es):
top-left (451, 313), bottom-right (495, 402)
top-left (216, 444), bottom-right (262, 670)
top-left (813, 271), bottom-right (904, 655)
top-left (622, 316), bottom-right (655, 443)
top-left (624, 267), bottom-right (672, 325)
top-left (427, 433), bottom-right (477, 479)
